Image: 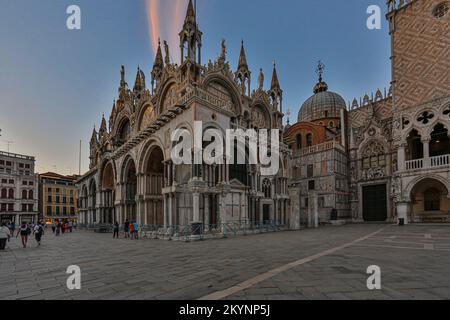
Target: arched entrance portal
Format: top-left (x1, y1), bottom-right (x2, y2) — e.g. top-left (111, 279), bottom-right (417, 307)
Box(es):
top-left (101, 162), bottom-right (115, 223)
top-left (145, 147), bottom-right (164, 226)
top-left (410, 178), bottom-right (450, 222)
top-left (123, 159), bottom-right (137, 222)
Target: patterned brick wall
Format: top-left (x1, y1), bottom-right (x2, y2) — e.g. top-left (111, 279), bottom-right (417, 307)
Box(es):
top-left (349, 97), bottom-right (393, 129)
top-left (392, 0), bottom-right (450, 111)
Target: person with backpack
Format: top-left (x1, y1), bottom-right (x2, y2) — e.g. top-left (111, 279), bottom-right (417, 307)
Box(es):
top-left (113, 221), bottom-right (119, 239)
top-left (16, 223), bottom-right (30, 248)
top-left (0, 222), bottom-right (11, 251)
top-left (34, 222), bottom-right (44, 246)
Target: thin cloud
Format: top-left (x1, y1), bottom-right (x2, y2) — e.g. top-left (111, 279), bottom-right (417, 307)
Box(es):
top-left (146, 0), bottom-right (187, 63)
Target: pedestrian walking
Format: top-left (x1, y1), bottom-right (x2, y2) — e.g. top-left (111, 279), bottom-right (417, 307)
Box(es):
top-left (16, 223), bottom-right (30, 248)
top-left (124, 220), bottom-right (130, 239)
top-left (133, 221), bottom-right (139, 240)
top-left (9, 221), bottom-right (16, 237)
top-left (34, 223), bottom-right (44, 246)
top-left (0, 222), bottom-right (11, 250)
top-left (51, 223), bottom-right (56, 234)
top-left (56, 222), bottom-right (61, 236)
top-left (113, 221), bottom-right (119, 239)
top-left (129, 222), bottom-right (134, 240)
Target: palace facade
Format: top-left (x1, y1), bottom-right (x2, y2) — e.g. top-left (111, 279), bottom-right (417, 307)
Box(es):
top-left (77, 0), bottom-right (450, 229)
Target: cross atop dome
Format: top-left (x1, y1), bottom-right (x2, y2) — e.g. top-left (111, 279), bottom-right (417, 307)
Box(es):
top-left (313, 60), bottom-right (328, 94)
top-left (316, 60), bottom-right (325, 83)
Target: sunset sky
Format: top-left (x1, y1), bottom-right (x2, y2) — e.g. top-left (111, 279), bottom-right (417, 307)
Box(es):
top-left (0, 0), bottom-right (390, 175)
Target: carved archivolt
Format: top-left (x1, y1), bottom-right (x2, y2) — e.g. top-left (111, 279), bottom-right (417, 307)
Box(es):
top-left (361, 140), bottom-right (385, 158)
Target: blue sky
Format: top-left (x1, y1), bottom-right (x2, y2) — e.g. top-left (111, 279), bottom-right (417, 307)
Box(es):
top-left (0, 0), bottom-right (390, 174)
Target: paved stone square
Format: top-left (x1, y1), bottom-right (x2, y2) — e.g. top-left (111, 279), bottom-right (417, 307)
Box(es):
top-left (1, 224), bottom-right (450, 300)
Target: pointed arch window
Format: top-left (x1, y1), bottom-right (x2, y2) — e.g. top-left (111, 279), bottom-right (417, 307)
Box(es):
top-left (430, 124), bottom-right (450, 157)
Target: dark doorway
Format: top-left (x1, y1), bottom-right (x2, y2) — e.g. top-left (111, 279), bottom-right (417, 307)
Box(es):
top-left (363, 184), bottom-right (387, 222)
top-left (263, 204), bottom-right (270, 222)
top-left (424, 188), bottom-right (441, 211)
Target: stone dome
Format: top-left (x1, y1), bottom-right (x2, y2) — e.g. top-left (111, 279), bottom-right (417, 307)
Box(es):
top-left (297, 81), bottom-right (346, 123)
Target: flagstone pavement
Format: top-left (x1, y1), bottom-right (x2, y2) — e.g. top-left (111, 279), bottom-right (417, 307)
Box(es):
top-left (1, 223), bottom-right (449, 300)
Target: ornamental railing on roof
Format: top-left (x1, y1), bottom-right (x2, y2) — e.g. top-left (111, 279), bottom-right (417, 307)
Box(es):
top-left (294, 139), bottom-right (344, 157)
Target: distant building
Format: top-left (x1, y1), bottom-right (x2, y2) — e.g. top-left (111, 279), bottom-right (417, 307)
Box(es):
top-left (39, 172), bottom-right (79, 224)
top-left (0, 151), bottom-right (39, 224)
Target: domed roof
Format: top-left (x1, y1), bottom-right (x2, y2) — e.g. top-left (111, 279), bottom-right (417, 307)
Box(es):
top-left (297, 62), bottom-right (346, 123)
top-left (297, 89), bottom-right (346, 122)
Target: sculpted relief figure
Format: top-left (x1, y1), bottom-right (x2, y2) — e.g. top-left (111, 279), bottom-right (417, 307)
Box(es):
top-left (164, 40), bottom-right (170, 65)
top-left (221, 39), bottom-right (227, 60)
top-left (252, 108), bottom-right (266, 128)
top-left (258, 68), bottom-right (264, 90)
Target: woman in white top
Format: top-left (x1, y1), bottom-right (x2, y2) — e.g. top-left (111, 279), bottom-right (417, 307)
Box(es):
top-left (0, 222), bottom-right (11, 250)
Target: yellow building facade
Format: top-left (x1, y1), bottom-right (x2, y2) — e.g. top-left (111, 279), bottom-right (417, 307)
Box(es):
top-left (39, 172), bottom-right (79, 224)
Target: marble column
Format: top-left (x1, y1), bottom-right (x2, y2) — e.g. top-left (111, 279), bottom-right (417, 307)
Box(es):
top-left (192, 193), bottom-right (200, 223)
top-left (163, 195), bottom-right (168, 228)
top-left (204, 195), bottom-right (210, 227)
top-left (168, 194), bottom-right (173, 227)
top-left (397, 144), bottom-right (406, 171)
top-left (423, 138), bottom-right (430, 167)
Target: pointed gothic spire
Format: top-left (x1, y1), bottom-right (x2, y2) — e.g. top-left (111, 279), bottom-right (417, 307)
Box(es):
top-left (153, 39), bottom-right (164, 70)
top-left (185, 0), bottom-right (196, 25)
top-left (235, 40), bottom-right (251, 96)
top-left (269, 61), bottom-right (283, 113)
top-left (238, 40), bottom-right (248, 70)
top-left (134, 66), bottom-right (146, 92)
top-left (99, 114), bottom-right (107, 135)
top-left (179, 0), bottom-right (202, 66)
top-left (152, 39), bottom-right (164, 92)
top-left (90, 126), bottom-right (98, 144)
top-left (271, 61), bottom-right (281, 91)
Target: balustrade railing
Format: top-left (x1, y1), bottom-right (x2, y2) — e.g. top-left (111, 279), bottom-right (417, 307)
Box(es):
top-left (430, 154), bottom-right (450, 168)
top-left (405, 158), bottom-right (423, 170)
top-left (405, 154), bottom-right (450, 171)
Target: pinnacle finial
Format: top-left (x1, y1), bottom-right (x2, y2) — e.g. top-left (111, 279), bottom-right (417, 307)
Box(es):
top-left (185, 0), bottom-right (196, 24)
top-left (271, 61), bottom-right (280, 90)
top-left (238, 39), bottom-right (248, 70)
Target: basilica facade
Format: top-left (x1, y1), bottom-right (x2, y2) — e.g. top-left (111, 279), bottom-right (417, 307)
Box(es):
top-left (77, 0), bottom-right (450, 229)
top-left (77, 0), bottom-right (290, 229)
